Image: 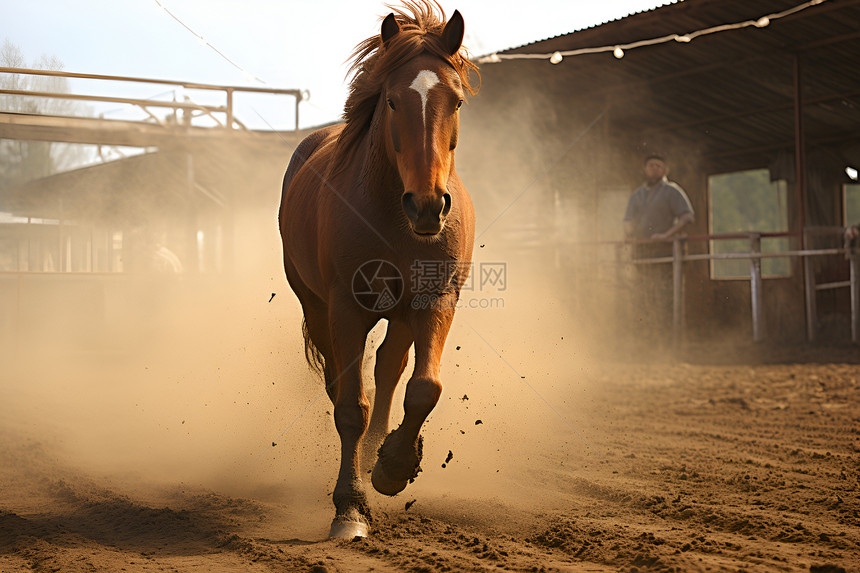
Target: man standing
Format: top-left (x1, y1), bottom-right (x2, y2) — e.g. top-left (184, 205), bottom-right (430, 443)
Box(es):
top-left (624, 154), bottom-right (694, 250)
top-left (623, 154), bottom-right (695, 346)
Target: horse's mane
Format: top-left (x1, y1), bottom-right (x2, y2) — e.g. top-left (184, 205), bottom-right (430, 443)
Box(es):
top-left (331, 0), bottom-right (479, 176)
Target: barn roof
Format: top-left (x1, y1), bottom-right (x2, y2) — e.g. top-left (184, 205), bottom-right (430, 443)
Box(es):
top-left (503, 1), bottom-right (681, 51)
top-left (478, 0), bottom-right (860, 174)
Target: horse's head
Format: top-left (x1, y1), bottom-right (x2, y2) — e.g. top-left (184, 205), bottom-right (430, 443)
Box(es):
top-left (379, 10), bottom-right (465, 237)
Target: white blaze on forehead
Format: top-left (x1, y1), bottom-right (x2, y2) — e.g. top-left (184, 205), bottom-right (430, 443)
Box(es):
top-left (409, 70), bottom-right (440, 127)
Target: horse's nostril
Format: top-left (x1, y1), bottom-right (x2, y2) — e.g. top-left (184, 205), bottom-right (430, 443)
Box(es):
top-left (402, 192), bottom-right (419, 221)
top-left (441, 193), bottom-right (452, 217)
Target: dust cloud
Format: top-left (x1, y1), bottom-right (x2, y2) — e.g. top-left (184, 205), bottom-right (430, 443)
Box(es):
top-left (0, 151), bottom-right (342, 537)
top-left (1, 92), bottom-right (640, 539)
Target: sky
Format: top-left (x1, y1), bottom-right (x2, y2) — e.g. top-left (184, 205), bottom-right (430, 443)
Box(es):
top-left (1, 0), bottom-right (666, 130)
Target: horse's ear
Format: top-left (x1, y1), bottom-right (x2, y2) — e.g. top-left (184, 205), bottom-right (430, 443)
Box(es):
top-left (381, 13), bottom-right (400, 45)
top-left (441, 10), bottom-right (464, 56)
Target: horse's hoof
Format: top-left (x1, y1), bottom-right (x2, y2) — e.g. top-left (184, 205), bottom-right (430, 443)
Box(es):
top-left (371, 461), bottom-right (408, 496)
top-left (329, 518), bottom-right (368, 539)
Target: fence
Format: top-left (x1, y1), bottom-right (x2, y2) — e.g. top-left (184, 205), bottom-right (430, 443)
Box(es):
top-left (614, 228), bottom-right (859, 345)
top-left (0, 66), bottom-right (305, 131)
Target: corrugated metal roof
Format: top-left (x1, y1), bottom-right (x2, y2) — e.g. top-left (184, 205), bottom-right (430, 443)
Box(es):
top-left (502, 1), bottom-right (682, 53)
top-left (473, 0), bottom-right (860, 174)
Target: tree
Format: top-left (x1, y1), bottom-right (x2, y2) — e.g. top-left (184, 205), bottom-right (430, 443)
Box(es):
top-left (0, 39), bottom-right (91, 188)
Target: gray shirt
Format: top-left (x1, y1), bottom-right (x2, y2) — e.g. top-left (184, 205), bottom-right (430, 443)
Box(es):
top-left (624, 179), bottom-right (694, 239)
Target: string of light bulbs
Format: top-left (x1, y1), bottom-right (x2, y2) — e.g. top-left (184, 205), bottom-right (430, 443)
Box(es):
top-left (152, 0), bottom-right (266, 84)
top-left (477, 0), bottom-right (827, 65)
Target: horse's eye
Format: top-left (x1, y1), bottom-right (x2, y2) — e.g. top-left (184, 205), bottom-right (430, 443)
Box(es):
top-left (455, 99), bottom-right (463, 110)
top-left (387, 98), bottom-right (396, 111)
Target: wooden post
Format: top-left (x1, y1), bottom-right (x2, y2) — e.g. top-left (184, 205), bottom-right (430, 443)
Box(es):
top-left (851, 250), bottom-right (859, 344)
top-left (226, 89), bottom-right (234, 129)
top-left (57, 199), bottom-right (63, 272)
top-left (615, 241), bottom-right (625, 342)
top-left (803, 257), bottom-right (818, 342)
top-left (186, 153), bottom-right (199, 273)
top-left (801, 225), bottom-right (818, 342)
top-left (793, 54), bottom-right (806, 249)
top-left (16, 271), bottom-right (22, 360)
top-left (672, 237), bottom-right (684, 347)
top-left (803, 241), bottom-right (817, 342)
top-left (749, 234), bottom-right (763, 341)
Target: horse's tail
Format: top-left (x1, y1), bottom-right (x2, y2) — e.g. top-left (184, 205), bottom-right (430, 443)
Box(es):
top-left (302, 317), bottom-right (326, 376)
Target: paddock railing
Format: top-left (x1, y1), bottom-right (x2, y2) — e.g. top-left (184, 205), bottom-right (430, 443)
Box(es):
top-left (0, 66), bottom-right (305, 131)
top-left (612, 228), bottom-right (859, 345)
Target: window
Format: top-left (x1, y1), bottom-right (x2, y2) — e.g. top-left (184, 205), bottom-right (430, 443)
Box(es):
top-left (709, 169), bottom-right (790, 279)
top-left (845, 183), bottom-right (860, 227)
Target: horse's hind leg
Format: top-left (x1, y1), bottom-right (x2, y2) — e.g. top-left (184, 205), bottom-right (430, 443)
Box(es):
top-left (327, 298), bottom-right (374, 538)
top-left (361, 320), bottom-right (413, 474)
top-left (299, 296), bottom-right (370, 537)
top-left (372, 305), bottom-right (454, 496)
top-left (300, 298), bottom-right (337, 400)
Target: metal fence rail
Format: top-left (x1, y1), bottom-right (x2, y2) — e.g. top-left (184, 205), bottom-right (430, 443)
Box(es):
top-left (618, 229), bottom-right (859, 345)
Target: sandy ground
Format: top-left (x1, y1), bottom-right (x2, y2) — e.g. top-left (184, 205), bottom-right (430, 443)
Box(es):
top-left (2, 329), bottom-right (858, 572)
top-left (1, 259), bottom-right (858, 573)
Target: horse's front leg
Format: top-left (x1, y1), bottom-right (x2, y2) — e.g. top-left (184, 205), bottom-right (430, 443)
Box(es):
top-left (361, 320), bottom-right (413, 475)
top-left (328, 296), bottom-right (373, 538)
top-left (371, 299), bottom-right (455, 496)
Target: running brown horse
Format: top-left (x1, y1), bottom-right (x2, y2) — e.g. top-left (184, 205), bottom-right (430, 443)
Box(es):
top-left (278, 1), bottom-right (478, 538)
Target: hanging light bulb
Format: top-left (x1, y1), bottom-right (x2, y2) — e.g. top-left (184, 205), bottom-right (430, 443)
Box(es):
top-left (477, 53), bottom-right (502, 64)
top-left (846, 166), bottom-right (859, 181)
top-left (550, 51), bottom-right (563, 65)
top-left (613, 46), bottom-right (625, 59)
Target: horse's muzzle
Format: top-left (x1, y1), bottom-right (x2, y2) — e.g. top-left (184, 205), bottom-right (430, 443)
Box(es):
top-left (402, 191), bottom-right (452, 236)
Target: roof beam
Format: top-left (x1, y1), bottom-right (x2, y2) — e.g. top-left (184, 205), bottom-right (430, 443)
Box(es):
top-left (593, 21), bottom-right (860, 101)
top-left (0, 111), bottom-right (294, 148)
top-left (703, 129), bottom-right (860, 160)
top-left (644, 89), bottom-right (860, 135)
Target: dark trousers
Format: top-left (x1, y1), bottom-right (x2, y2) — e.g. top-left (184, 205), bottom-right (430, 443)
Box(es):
top-left (632, 243), bottom-right (674, 346)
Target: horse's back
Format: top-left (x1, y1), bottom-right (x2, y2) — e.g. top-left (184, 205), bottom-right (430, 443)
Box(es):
top-left (281, 124), bottom-right (343, 198)
top-left (279, 124), bottom-right (343, 298)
